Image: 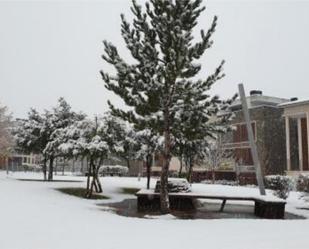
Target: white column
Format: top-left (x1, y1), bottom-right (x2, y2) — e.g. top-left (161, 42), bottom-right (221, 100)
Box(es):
top-left (285, 116), bottom-right (291, 171)
top-left (307, 113), bottom-right (309, 171)
top-left (298, 118), bottom-right (303, 171)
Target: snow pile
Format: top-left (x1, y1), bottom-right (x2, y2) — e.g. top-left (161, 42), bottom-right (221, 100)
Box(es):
top-left (154, 179), bottom-right (191, 193)
top-left (144, 214), bottom-right (176, 220)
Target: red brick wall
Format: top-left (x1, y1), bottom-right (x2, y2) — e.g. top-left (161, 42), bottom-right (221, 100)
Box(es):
top-left (0, 156), bottom-right (7, 170)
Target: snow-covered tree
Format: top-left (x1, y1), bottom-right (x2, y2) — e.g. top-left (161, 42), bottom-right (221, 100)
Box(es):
top-left (14, 98), bottom-right (83, 181)
top-left (56, 117), bottom-right (110, 198)
top-left (43, 97), bottom-right (84, 180)
top-left (0, 103), bottom-right (13, 160)
top-left (135, 129), bottom-right (160, 189)
top-left (173, 88), bottom-right (236, 182)
top-left (103, 114), bottom-right (139, 170)
top-left (101, 0), bottom-right (234, 212)
top-left (14, 109), bottom-right (50, 180)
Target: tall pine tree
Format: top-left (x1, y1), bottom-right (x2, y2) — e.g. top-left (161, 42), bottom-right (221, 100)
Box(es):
top-left (101, 0), bottom-right (230, 213)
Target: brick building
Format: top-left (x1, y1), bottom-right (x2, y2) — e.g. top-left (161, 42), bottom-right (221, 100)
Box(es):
top-left (222, 90), bottom-right (290, 183)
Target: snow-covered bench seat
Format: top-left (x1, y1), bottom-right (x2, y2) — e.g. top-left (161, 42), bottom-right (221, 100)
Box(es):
top-left (136, 189), bottom-right (286, 219)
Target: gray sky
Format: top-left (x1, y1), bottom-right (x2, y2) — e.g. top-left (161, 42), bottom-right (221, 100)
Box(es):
top-left (1, 0), bottom-right (309, 118)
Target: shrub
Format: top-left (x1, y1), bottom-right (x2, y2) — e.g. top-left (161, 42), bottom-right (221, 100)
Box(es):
top-left (178, 172), bottom-right (188, 179)
top-left (264, 175), bottom-right (294, 199)
top-left (296, 174), bottom-right (309, 193)
top-left (201, 180), bottom-right (238, 186)
top-left (99, 165), bottom-right (128, 176)
top-left (155, 179), bottom-right (191, 193)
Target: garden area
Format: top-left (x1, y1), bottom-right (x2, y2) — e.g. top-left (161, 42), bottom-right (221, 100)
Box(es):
top-left (1, 0), bottom-right (309, 248)
top-left (1, 171), bottom-right (309, 249)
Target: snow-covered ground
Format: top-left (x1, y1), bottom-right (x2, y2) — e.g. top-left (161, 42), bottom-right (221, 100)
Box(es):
top-left (1, 171), bottom-right (309, 249)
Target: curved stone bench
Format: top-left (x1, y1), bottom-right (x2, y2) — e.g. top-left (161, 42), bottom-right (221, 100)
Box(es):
top-left (136, 189), bottom-right (286, 219)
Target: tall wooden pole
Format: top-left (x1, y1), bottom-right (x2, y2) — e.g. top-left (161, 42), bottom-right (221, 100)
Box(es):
top-left (238, 83), bottom-right (266, 195)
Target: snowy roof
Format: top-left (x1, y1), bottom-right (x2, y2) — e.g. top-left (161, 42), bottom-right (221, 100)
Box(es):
top-left (278, 99), bottom-right (309, 108)
top-left (230, 95), bottom-right (289, 111)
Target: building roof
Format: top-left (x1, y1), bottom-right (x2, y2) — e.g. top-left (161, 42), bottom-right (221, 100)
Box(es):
top-left (230, 93), bottom-right (289, 111)
top-left (278, 99), bottom-right (309, 108)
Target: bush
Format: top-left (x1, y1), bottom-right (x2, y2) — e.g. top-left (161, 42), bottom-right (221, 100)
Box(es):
top-left (99, 165), bottom-right (128, 176)
top-left (265, 175), bottom-right (294, 199)
top-left (201, 180), bottom-right (238, 186)
top-left (154, 179), bottom-right (191, 193)
top-left (178, 172), bottom-right (188, 179)
top-left (296, 174), bottom-right (309, 193)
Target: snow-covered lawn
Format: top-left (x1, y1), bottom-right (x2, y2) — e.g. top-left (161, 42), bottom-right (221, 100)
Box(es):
top-left (1, 171), bottom-right (309, 249)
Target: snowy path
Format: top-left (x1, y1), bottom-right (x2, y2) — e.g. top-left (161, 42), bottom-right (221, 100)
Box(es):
top-left (1, 172), bottom-right (309, 249)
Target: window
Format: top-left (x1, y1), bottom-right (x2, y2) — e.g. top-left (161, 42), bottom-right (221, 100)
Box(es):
top-left (235, 148), bottom-right (253, 166)
top-left (233, 122), bottom-right (256, 143)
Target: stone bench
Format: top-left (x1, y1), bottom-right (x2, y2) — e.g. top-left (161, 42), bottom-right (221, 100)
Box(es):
top-left (136, 190), bottom-right (286, 219)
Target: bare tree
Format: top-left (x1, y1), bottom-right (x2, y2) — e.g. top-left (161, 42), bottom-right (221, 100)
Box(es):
top-left (0, 103), bottom-right (13, 165)
top-left (205, 137), bottom-right (234, 184)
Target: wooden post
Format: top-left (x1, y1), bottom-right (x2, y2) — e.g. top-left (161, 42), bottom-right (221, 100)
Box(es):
top-left (238, 84), bottom-right (266, 195)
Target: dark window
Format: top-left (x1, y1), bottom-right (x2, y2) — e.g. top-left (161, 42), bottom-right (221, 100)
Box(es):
top-left (235, 148), bottom-right (253, 165)
top-left (233, 123), bottom-right (256, 143)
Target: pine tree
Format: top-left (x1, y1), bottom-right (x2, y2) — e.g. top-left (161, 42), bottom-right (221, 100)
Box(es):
top-left (173, 83), bottom-right (236, 182)
top-left (101, 0), bottom-right (230, 213)
top-left (103, 114), bottom-right (139, 170)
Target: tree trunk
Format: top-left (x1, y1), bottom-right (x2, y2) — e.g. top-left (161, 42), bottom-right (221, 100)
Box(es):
top-left (86, 158), bottom-right (93, 198)
top-left (178, 156), bottom-right (183, 177)
top-left (95, 158), bottom-right (103, 193)
top-left (211, 166), bottom-right (216, 184)
top-left (72, 159), bottom-right (75, 174)
top-left (80, 157), bottom-right (84, 174)
top-left (42, 156), bottom-right (47, 181)
top-left (187, 157), bottom-right (193, 183)
top-left (48, 156), bottom-right (54, 181)
top-left (126, 159), bottom-right (130, 171)
top-left (86, 157), bottom-right (103, 198)
top-left (54, 158), bottom-right (57, 175)
top-left (160, 109), bottom-right (171, 213)
top-left (62, 158), bottom-right (65, 176)
top-left (146, 154), bottom-right (152, 189)
top-left (86, 159), bottom-right (91, 195)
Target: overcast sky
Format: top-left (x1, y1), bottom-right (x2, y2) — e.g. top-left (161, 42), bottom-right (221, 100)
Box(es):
top-left (1, 0), bottom-right (309, 118)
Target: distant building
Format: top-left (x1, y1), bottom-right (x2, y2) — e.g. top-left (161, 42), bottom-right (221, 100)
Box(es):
top-left (280, 99), bottom-right (309, 176)
top-left (0, 153), bottom-right (41, 171)
top-left (222, 90), bottom-right (290, 183)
